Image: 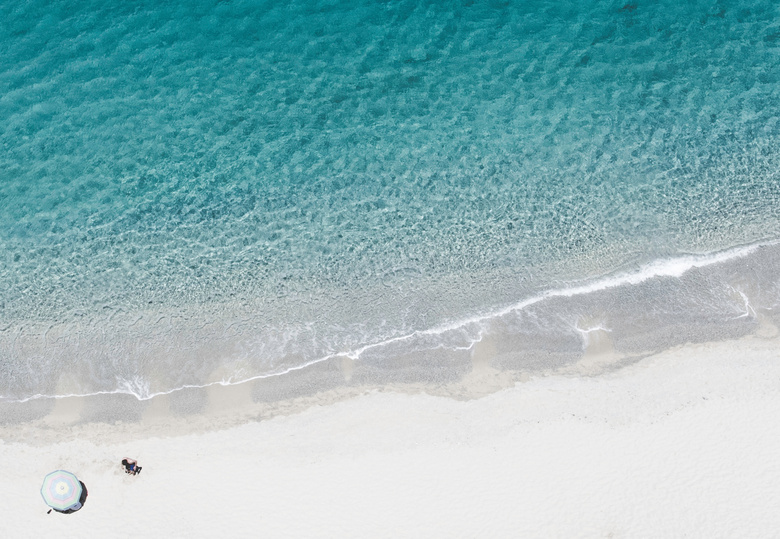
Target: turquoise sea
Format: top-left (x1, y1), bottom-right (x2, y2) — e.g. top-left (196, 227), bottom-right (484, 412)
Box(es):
top-left (2, 0), bottom-right (779, 402)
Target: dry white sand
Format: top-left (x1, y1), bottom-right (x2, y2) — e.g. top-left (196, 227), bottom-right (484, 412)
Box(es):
top-left (2, 332), bottom-right (780, 538)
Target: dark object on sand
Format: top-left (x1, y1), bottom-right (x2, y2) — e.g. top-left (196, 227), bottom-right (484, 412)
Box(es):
top-left (41, 471), bottom-right (87, 513)
top-left (122, 458), bottom-right (142, 475)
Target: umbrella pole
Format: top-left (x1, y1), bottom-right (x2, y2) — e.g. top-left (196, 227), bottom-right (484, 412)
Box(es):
top-left (47, 509), bottom-right (52, 514)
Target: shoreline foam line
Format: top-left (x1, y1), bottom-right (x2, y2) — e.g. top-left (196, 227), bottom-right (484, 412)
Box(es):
top-left (3, 238), bottom-right (778, 403)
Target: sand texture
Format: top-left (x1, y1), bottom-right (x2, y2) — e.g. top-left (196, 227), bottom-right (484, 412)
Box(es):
top-left (2, 333), bottom-right (780, 538)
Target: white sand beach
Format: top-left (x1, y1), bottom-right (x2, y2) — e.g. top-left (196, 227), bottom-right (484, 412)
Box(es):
top-left (2, 329), bottom-right (780, 538)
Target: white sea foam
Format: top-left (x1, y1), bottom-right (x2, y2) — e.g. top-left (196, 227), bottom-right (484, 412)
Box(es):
top-left (4, 238), bottom-right (776, 403)
top-left (343, 239), bottom-right (776, 358)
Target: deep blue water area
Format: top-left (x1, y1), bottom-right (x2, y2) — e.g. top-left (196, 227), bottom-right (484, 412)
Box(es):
top-left (2, 0), bottom-right (779, 400)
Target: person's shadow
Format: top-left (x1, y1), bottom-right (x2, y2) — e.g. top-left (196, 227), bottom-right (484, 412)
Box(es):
top-left (55, 482), bottom-right (88, 514)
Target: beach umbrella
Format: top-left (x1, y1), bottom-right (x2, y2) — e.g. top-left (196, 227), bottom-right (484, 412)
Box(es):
top-left (41, 470), bottom-right (83, 512)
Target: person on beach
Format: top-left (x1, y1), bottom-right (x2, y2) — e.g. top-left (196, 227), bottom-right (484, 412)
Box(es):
top-left (122, 458), bottom-right (142, 475)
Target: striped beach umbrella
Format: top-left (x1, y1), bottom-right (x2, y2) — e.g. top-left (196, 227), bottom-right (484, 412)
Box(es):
top-left (41, 470), bottom-right (83, 511)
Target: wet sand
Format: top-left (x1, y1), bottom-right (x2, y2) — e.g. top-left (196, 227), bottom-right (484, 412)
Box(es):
top-left (2, 328), bottom-right (780, 537)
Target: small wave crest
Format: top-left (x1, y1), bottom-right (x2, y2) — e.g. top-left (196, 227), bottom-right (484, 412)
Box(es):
top-left (3, 238), bottom-right (777, 403)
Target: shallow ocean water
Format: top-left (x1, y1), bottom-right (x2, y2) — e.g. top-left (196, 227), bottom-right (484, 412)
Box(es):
top-left (1, 0), bottom-right (779, 400)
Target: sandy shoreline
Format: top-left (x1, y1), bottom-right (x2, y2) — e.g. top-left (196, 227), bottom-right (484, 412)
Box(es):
top-left (2, 328), bottom-right (780, 537)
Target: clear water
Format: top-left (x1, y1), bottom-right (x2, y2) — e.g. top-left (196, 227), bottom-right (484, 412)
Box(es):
top-left (2, 0), bottom-right (780, 401)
